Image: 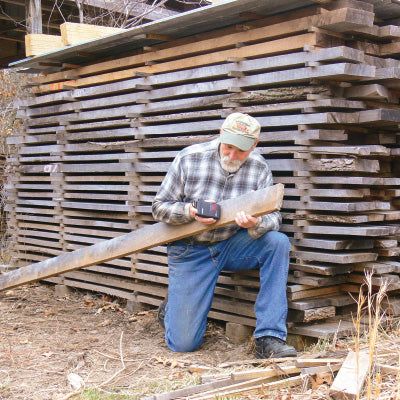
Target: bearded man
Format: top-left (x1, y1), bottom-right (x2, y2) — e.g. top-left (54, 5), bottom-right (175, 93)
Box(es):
top-left (152, 113), bottom-right (296, 359)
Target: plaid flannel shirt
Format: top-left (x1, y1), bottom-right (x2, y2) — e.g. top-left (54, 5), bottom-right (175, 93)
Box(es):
top-left (152, 139), bottom-right (282, 243)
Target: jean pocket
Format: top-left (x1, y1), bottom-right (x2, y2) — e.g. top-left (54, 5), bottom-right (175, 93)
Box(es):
top-left (168, 243), bottom-right (190, 260)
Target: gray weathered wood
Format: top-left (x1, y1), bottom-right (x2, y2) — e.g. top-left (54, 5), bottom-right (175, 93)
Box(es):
top-left (26, 0), bottom-right (42, 34)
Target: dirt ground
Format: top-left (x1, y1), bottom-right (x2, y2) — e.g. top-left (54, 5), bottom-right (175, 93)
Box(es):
top-left (0, 283), bottom-right (257, 400)
top-left (2, 284), bottom-right (400, 400)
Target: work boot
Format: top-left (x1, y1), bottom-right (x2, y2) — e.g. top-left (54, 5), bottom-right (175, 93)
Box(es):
top-left (255, 336), bottom-right (297, 359)
top-left (157, 298), bottom-right (167, 329)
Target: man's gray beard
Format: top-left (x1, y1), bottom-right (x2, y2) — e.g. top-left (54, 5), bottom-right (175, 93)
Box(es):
top-left (220, 155), bottom-right (245, 173)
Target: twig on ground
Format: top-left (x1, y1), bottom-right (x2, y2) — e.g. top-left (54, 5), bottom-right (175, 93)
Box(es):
top-left (98, 331), bottom-right (126, 388)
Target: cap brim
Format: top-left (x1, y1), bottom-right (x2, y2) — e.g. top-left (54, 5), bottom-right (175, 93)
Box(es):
top-left (219, 131), bottom-right (255, 151)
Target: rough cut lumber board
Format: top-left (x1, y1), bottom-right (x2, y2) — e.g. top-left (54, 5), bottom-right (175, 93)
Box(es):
top-left (297, 226), bottom-right (391, 236)
top-left (142, 376), bottom-right (239, 400)
top-left (287, 286), bottom-right (340, 301)
top-left (0, 184), bottom-right (283, 291)
top-left (60, 22), bottom-right (125, 46)
top-left (329, 350), bottom-right (370, 400)
top-left (343, 83), bottom-right (392, 100)
top-left (289, 320), bottom-right (357, 338)
top-left (191, 375), bottom-right (305, 399)
top-left (290, 261), bottom-right (355, 275)
top-left (25, 34), bottom-right (64, 57)
top-left (288, 306), bottom-right (336, 323)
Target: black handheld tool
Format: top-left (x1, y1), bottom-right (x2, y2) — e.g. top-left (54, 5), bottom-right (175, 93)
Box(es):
top-left (192, 200), bottom-right (221, 220)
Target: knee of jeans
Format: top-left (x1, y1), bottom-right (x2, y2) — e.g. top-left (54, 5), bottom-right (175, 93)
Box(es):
top-left (266, 231), bottom-right (291, 253)
top-left (166, 333), bottom-right (201, 352)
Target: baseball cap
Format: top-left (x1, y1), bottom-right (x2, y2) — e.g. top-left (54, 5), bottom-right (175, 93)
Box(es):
top-left (219, 112), bottom-right (261, 151)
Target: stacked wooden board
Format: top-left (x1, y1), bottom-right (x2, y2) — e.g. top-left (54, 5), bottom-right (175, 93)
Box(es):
top-left (6, 0), bottom-right (400, 338)
top-left (25, 23), bottom-right (127, 57)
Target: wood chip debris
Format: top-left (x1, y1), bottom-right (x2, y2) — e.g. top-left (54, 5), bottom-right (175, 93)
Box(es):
top-left (143, 356), bottom-right (345, 400)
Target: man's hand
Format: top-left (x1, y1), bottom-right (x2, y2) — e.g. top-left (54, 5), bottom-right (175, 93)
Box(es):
top-left (235, 211), bottom-right (261, 229)
top-left (189, 204), bottom-right (217, 225)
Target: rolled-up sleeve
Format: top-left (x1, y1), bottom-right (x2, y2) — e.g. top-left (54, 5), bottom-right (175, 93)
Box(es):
top-left (247, 166), bottom-right (282, 239)
top-left (152, 157), bottom-right (194, 225)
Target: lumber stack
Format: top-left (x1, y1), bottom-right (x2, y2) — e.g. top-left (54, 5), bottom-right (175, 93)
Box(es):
top-left (7, 0), bottom-right (400, 338)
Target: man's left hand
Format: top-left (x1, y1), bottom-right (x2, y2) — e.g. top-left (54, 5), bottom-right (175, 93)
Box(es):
top-left (235, 211), bottom-right (261, 229)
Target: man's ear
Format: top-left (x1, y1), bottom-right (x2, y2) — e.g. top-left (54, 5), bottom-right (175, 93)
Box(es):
top-left (251, 140), bottom-right (259, 150)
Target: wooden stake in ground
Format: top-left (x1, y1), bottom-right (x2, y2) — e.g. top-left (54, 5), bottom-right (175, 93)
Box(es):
top-left (329, 350), bottom-right (370, 400)
top-left (0, 184), bottom-right (284, 291)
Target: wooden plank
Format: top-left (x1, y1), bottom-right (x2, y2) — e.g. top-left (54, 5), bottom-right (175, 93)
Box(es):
top-left (288, 274), bottom-right (347, 287)
top-left (287, 286), bottom-right (340, 301)
top-left (343, 83), bottom-right (392, 100)
top-left (290, 262), bottom-right (354, 276)
top-left (230, 365), bottom-right (300, 381)
top-left (352, 262), bottom-right (395, 274)
top-left (0, 184), bottom-right (283, 291)
top-left (291, 250), bottom-right (378, 264)
top-left (142, 377), bottom-right (238, 400)
top-left (347, 273), bottom-right (399, 285)
top-left (288, 306), bottom-right (336, 323)
top-left (25, 34), bottom-right (63, 57)
top-left (289, 320), bottom-right (357, 338)
top-left (296, 214), bottom-right (383, 224)
top-left (60, 22), bottom-right (125, 46)
top-left (295, 357), bottom-right (344, 367)
top-left (191, 375), bottom-right (305, 399)
top-left (297, 225), bottom-right (391, 236)
top-left (63, 278), bottom-right (134, 300)
top-left (329, 350), bottom-right (369, 400)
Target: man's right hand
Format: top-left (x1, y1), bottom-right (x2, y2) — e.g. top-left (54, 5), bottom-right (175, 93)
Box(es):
top-left (189, 205), bottom-right (217, 225)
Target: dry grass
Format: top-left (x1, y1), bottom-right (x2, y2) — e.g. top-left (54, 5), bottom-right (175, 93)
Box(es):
top-left (341, 272), bottom-right (400, 400)
top-left (0, 69), bottom-right (30, 263)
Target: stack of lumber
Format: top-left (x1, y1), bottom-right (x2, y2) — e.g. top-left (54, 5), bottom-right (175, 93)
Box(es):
top-left (7, 0), bottom-right (400, 338)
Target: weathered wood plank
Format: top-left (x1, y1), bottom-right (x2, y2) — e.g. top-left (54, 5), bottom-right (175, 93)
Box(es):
top-left (329, 350), bottom-right (369, 400)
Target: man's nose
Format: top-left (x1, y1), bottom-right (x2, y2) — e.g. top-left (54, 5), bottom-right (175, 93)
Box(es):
top-left (228, 151), bottom-right (238, 160)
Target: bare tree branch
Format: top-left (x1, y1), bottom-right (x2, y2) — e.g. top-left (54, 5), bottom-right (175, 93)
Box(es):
top-left (0, 5), bottom-right (27, 29)
top-left (75, 0), bottom-right (84, 23)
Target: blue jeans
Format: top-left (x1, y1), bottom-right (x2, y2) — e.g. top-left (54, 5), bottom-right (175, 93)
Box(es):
top-left (165, 229), bottom-right (290, 352)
